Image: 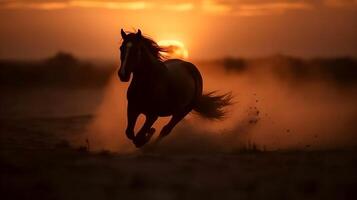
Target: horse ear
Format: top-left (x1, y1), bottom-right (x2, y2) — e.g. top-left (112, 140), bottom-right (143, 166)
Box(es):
top-left (121, 29), bottom-right (127, 39)
top-left (137, 29), bottom-right (142, 38)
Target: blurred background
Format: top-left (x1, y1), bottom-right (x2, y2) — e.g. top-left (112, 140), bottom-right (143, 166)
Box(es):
top-left (1, 1), bottom-right (357, 199)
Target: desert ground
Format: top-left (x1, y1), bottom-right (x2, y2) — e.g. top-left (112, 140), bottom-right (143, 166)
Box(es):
top-left (1, 54), bottom-right (357, 199)
top-left (1, 113), bottom-right (356, 200)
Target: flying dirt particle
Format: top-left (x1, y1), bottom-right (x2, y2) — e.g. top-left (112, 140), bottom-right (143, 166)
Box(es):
top-left (248, 118), bottom-right (259, 124)
top-left (76, 145), bottom-right (89, 153)
top-left (286, 129), bottom-right (290, 133)
top-left (305, 144), bottom-right (311, 148)
top-left (86, 138), bottom-right (90, 151)
top-left (256, 100), bottom-right (259, 103)
top-left (256, 111), bottom-right (260, 115)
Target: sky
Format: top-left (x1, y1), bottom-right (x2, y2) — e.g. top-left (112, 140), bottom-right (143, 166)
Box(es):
top-left (0, 0), bottom-right (356, 60)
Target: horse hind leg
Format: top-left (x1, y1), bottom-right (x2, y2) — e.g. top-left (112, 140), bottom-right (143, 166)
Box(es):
top-left (157, 109), bottom-right (191, 142)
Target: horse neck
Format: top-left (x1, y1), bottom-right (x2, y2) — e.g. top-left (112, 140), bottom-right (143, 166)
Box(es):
top-left (132, 46), bottom-right (166, 81)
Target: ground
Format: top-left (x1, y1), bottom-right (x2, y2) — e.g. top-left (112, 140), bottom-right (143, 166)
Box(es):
top-left (1, 115), bottom-right (356, 200)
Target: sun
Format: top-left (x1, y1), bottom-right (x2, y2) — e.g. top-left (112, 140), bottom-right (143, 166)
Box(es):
top-left (157, 40), bottom-right (189, 59)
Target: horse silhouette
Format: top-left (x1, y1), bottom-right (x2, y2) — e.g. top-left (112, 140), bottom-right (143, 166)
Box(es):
top-left (118, 29), bottom-right (232, 147)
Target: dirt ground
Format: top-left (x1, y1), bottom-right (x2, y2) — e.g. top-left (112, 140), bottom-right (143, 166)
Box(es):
top-left (1, 114), bottom-right (357, 200)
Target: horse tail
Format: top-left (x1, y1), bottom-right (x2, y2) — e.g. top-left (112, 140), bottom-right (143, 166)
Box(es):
top-left (193, 91), bottom-right (233, 120)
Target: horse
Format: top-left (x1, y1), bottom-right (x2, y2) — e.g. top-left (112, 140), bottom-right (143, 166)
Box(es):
top-left (118, 29), bottom-right (232, 148)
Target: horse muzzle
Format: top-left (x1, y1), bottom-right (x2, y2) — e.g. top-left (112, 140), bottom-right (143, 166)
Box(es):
top-left (118, 68), bottom-right (130, 82)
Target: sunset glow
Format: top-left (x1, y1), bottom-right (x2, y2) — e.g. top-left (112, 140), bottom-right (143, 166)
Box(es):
top-left (0, 0), bottom-right (356, 59)
top-left (158, 40), bottom-right (189, 59)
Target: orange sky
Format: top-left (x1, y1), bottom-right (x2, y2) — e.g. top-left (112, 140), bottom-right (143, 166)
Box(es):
top-left (0, 0), bottom-right (356, 60)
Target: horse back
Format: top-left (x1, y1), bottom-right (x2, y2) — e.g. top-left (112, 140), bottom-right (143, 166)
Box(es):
top-left (164, 59), bottom-right (202, 112)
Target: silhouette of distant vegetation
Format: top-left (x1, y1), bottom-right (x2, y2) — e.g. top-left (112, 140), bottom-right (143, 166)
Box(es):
top-left (311, 57), bottom-right (357, 86)
top-left (0, 52), bottom-right (114, 88)
top-left (1, 53), bottom-right (356, 89)
top-left (222, 55), bottom-right (357, 87)
top-left (223, 57), bottom-right (247, 73)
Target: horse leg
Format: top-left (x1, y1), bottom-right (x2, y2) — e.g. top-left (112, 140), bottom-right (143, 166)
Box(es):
top-left (134, 114), bottom-right (158, 147)
top-left (125, 104), bottom-right (139, 140)
top-left (157, 109), bottom-right (191, 142)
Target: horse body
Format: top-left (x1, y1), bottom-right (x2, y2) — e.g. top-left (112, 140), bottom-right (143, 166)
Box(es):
top-left (118, 29), bottom-right (231, 147)
top-left (163, 59), bottom-right (199, 114)
top-left (127, 59), bottom-right (198, 114)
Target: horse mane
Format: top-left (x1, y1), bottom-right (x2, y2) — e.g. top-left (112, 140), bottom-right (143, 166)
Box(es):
top-left (140, 35), bottom-right (168, 61)
top-left (124, 31), bottom-right (168, 61)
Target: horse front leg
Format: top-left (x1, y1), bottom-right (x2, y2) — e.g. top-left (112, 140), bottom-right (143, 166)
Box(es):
top-left (133, 114), bottom-right (158, 148)
top-left (126, 104), bottom-right (139, 140)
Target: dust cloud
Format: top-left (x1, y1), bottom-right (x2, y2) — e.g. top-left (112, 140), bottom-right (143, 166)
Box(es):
top-left (84, 56), bottom-right (357, 153)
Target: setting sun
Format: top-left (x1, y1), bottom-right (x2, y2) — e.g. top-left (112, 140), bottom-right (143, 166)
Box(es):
top-left (158, 40), bottom-right (189, 59)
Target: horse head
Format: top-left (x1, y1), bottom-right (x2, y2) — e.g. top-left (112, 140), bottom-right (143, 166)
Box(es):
top-left (118, 29), bottom-right (143, 82)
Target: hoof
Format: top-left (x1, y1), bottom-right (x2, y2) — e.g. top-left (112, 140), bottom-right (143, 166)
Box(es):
top-left (127, 135), bottom-right (135, 140)
top-left (126, 131), bottom-right (135, 140)
top-left (133, 128), bottom-right (156, 148)
top-left (134, 140), bottom-right (145, 148)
